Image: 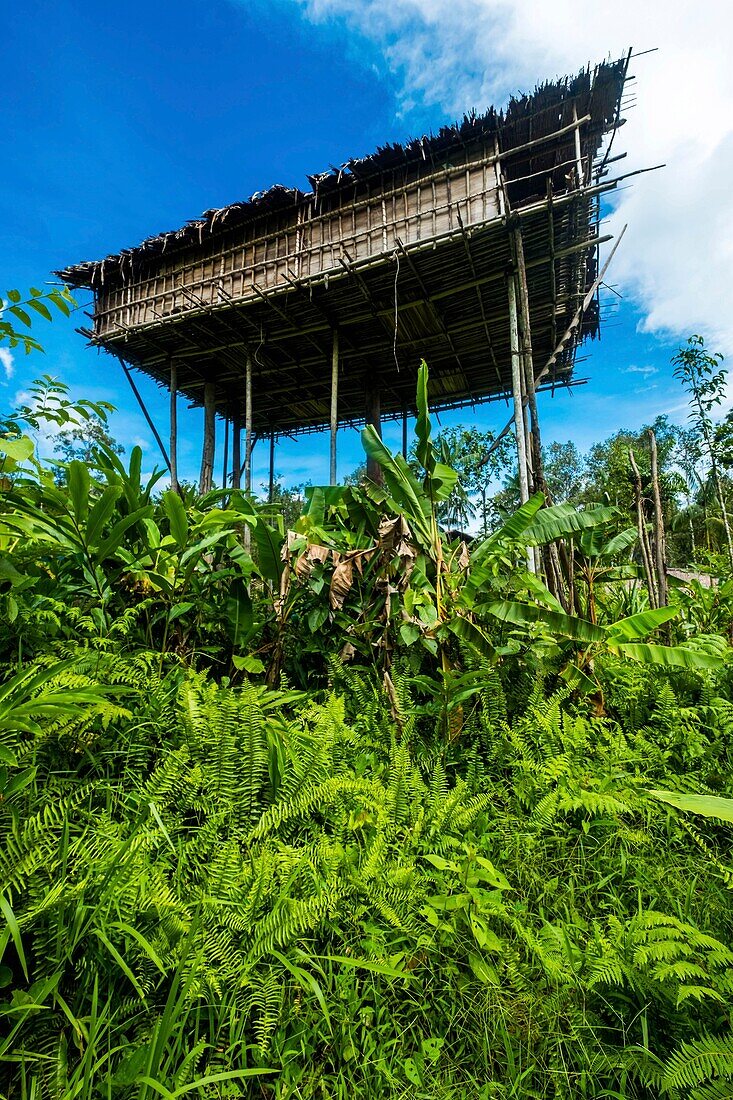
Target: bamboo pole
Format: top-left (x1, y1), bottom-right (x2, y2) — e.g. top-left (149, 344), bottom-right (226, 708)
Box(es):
top-left (169, 358), bottom-right (179, 494)
top-left (198, 382), bottom-right (216, 494)
top-left (221, 416), bottom-right (229, 493)
top-left (269, 431), bottom-right (275, 502)
top-left (514, 229), bottom-right (545, 496)
top-left (232, 416), bottom-right (241, 490)
top-left (402, 407), bottom-right (408, 459)
top-left (330, 328), bottom-right (339, 485)
top-left (508, 275), bottom-right (530, 507)
top-left (245, 352), bottom-right (253, 493)
top-left (480, 225), bottom-right (628, 469)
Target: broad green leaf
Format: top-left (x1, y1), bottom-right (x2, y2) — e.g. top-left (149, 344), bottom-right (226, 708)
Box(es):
top-left (523, 503), bottom-right (617, 547)
top-left (601, 526), bottom-right (639, 557)
top-left (445, 615), bottom-right (496, 661)
top-left (67, 461), bottom-right (90, 526)
top-left (485, 600), bottom-right (606, 644)
top-left (0, 436), bottom-right (34, 463)
top-left (428, 461), bottom-right (458, 502)
top-left (361, 426), bottom-right (433, 547)
top-left (606, 606), bottom-right (679, 641)
top-left (648, 789), bottom-right (733, 823)
top-left (253, 519), bottom-right (284, 585)
top-left (94, 506), bottom-right (152, 562)
top-left (232, 654), bottom-right (265, 674)
top-left (611, 642), bottom-right (724, 669)
top-left (85, 486), bottom-right (122, 548)
top-left (162, 490), bottom-right (188, 549)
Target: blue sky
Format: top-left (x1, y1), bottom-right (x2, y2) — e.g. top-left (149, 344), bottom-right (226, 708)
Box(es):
top-left (4, 0), bottom-right (727, 491)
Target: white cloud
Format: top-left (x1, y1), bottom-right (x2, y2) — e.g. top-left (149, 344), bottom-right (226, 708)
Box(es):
top-left (0, 348), bottom-right (14, 382)
top-left (624, 365), bottom-right (658, 376)
top-left (292, 0), bottom-right (733, 354)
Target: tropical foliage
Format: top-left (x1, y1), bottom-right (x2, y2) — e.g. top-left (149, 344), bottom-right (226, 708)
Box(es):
top-left (1, 296), bottom-right (733, 1098)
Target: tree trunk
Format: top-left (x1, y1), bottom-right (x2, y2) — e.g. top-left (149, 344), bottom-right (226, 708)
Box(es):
top-left (647, 429), bottom-right (668, 607)
top-left (629, 448), bottom-right (658, 609)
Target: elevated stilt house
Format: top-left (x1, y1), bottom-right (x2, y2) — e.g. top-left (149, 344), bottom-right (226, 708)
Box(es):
top-left (58, 55), bottom-right (634, 498)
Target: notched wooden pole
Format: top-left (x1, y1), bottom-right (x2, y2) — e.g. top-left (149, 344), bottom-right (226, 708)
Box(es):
top-left (198, 382), bottom-right (216, 495)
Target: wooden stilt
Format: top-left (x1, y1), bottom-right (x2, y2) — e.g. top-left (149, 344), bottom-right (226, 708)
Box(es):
top-left (232, 416), bottom-right (241, 490)
top-left (514, 229), bottom-right (545, 497)
top-left (221, 416), bottom-right (229, 492)
top-left (330, 328), bottom-right (339, 485)
top-left (169, 358), bottom-right (179, 494)
top-left (508, 276), bottom-right (530, 506)
top-left (198, 382), bottom-right (216, 495)
top-left (245, 352), bottom-right (253, 493)
top-left (365, 374), bottom-right (383, 485)
top-left (402, 407), bottom-right (408, 459)
top-left (269, 431), bottom-right (275, 502)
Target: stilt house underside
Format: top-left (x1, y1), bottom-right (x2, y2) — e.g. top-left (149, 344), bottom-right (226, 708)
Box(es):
top-left (59, 58), bottom-right (629, 437)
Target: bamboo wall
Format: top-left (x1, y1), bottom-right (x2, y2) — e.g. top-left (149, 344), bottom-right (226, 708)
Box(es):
top-left (95, 149), bottom-right (501, 337)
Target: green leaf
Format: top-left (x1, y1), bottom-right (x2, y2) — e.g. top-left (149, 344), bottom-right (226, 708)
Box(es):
top-left (485, 600), bottom-right (606, 644)
top-left (253, 519), bottom-right (284, 585)
top-left (67, 461), bottom-right (90, 526)
top-left (400, 622), bottom-right (420, 646)
top-left (0, 436), bottom-right (34, 463)
top-left (445, 615), bottom-right (496, 661)
top-left (9, 306), bottom-right (31, 328)
top-left (94, 506), bottom-right (151, 563)
top-left (522, 503), bottom-right (617, 546)
top-left (606, 606), bottom-right (679, 641)
top-left (26, 299), bottom-right (52, 322)
top-left (162, 490), bottom-right (188, 549)
top-left (415, 360), bottom-right (432, 474)
top-left (232, 654), bottom-right (265, 674)
top-left (308, 606), bottom-right (329, 633)
top-left (610, 642), bottom-right (724, 669)
top-left (6, 290), bottom-right (21, 304)
top-left (361, 426), bottom-right (433, 548)
top-left (428, 461), bottom-right (458, 502)
top-left (0, 895), bottom-right (28, 981)
top-left (647, 789), bottom-right (733, 823)
top-left (85, 486), bottom-right (122, 548)
top-left (469, 953), bottom-right (498, 985)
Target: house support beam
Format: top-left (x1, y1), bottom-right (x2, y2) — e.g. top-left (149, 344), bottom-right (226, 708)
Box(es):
top-left (244, 352), bottom-right (253, 493)
top-left (507, 274), bottom-right (530, 508)
top-left (330, 328), bottom-right (339, 485)
top-left (169, 358), bottom-right (179, 493)
top-left (222, 416), bottom-right (229, 493)
top-left (198, 382), bottom-right (216, 494)
top-left (232, 416), bottom-right (241, 489)
top-left (269, 431), bottom-right (275, 502)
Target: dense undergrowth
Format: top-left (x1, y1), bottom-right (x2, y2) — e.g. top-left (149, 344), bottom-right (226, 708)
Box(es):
top-left (1, 362), bottom-right (733, 1099)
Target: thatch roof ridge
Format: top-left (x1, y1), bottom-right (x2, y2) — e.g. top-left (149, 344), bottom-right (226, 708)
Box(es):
top-left (57, 57), bottom-right (626, 289)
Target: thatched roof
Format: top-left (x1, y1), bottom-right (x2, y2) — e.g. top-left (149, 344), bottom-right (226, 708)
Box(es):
top-left (58, 59), bottom-right (626, 291)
